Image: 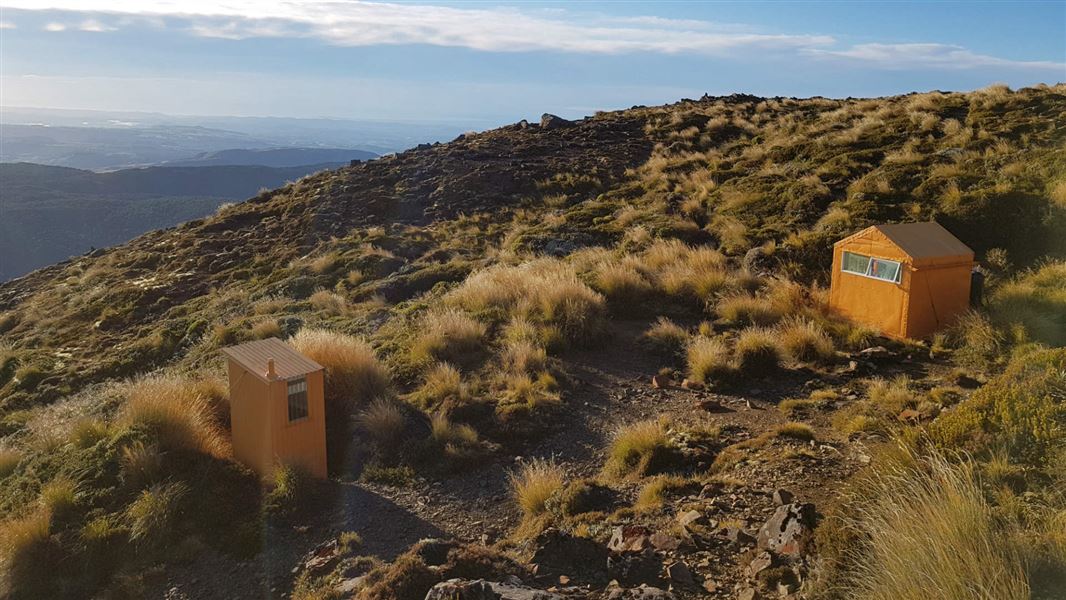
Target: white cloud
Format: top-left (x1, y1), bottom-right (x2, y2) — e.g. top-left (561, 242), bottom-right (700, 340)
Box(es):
top-left (4, 1), bottom-right (834, 54)
top-left (3, 1), bottom-right (1062, 72)
top-left (0, 21), bottom-right (16, 29)
top-left (809, 43), bottom-right (1065, 71)
top-left (78, 19), bottom-right (116, 32)
top-left (43, 22), bottom-right (66, 32)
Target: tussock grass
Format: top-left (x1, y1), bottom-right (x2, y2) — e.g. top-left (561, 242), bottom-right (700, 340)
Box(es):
top-left (127, 481), bottom-right (189, 546)
top-left (40, 478), bottom-right (78, 522)
top-left (120, 441), bottom-right (163, 488)
top-left (686, 336), bottom-right (732, 383)
top-left (409, 309), bottom-right (487, 366)
top-left (446, 260), bottom-right (605, 345)
top-left (69, 418), bottom-right (110, 449)
top-left (593, 263), bottom-right (653, 308)
top-left (427, 413), bottom-right (483, 463)
top-left (0, 510), bottom-right (54, 592)
top-left (642, 317), bottom-right (689, 355)
top-left (840, 453), bottom-right (1028, 600)
top-left (777, 317), bottom-right (835, 364)
top-left (635, 475), bottom-right (691, 511)
top-left (291, 328), bottom-right (389, 405)
top-left (249, 319), bottom-right (283, 340)
top-left (502, 339), bottom-right (547, 376)
top-left (411, 362), bottom-right (467, 409)
top-left (717, 294), bottom-right (780, 326)
top-left (775, 422), bottom-right (816, 441)
top-left (989, 261), bottom-right (1066, 347)
top-left (734, 327), bottom-right (784, 373)
top-left (309, 289), bottom-right (348, 315)
top-left (0, 449), bottom-right (20, 478)
top-left (603, 420), bottom-right (673, 480)
top-left (867, 377), bottom-right (918, 414)
top-left (121, 374), bottom-right (229, 458)
top-left (359, 398), bottom-right (408, 449)
top-left (510, 458), bottom-right (565, 518)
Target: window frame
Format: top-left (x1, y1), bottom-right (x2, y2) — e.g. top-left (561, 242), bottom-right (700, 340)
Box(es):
top-left (840, 251), bottom-right (903, 284)
top-left (286, 377), bottom-right (309, 423)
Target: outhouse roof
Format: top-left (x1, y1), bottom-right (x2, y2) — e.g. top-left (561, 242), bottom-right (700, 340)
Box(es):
top-left (836, 221), bottom-right (974, 267)
top-left (221, 337), bottom-right (323, 382)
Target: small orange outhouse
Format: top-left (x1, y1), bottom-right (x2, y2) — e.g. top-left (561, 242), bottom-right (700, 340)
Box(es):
top-left (829, 222), bottom-right (974, 340)
top-left (222, 338), bottom-right (328, 479)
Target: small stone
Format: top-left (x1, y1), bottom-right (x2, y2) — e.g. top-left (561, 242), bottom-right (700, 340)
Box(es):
top-left (558, 575), bottom-right (570, 585)
top-left (738, 587), bottom-right (760, 600)
top-left (777, 581), bottom-right (797, 596)
top-left (747, 551), bottom-right (773, 576)
top-left (723, 527), bottom-right (756, 546)
top-left (702, 578), bottom-right (718, 593)
top-left (696, 398), bottom-right (723, 412)
top-left (772, 489), bottom-right (794, 506)
top-left (666, 561), bottom-right (694, 587)
top-left (649, 532), bottom-right (680, 551)
top-left (609, 525), bottom-right (652, 552)
top-left (677, 510), bottom-right (704, 530)
top-left (681, 378), bottom-right (704, 391)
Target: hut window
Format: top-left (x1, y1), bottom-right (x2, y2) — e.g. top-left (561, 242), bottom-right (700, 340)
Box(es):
top-left (842, 251), bottom-right (901, 283)
top-left (287, 378), bottom-right (308, 422)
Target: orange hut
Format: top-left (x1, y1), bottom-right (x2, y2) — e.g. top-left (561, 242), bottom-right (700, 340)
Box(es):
top-left (829, 222), bottom-right (973, 340)
top-left (222, 338), bottom-right (328, 479)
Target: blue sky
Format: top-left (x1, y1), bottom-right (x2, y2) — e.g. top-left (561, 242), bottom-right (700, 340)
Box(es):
top-left (1, 1), bottom-right (1063, 124)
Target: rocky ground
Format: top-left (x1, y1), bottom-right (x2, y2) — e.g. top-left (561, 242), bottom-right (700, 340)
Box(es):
top-left (149, 319), bottom-right (946, 600)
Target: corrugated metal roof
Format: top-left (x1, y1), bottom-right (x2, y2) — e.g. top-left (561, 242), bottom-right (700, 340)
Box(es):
top-left (835, 222), bottom-right (974, 267)
top-left (873, 222), bottom-right (973, 265)
top-left (221, 337), bottom-right (323, 382)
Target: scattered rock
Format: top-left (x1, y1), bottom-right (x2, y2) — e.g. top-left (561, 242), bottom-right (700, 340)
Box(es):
top-left (608, 548), bottom-right (663, 586)
top-left (609, 584), bottom-right (675, 600)
top-left (723, 526), bottom-right (756, 547)
top-left (540, 114), bottom-right (574, 130)
top-left (696, 398), bottom-right (725, 412)
top-left (858, 346), bottom-right (892, 360)
top-left (746, 551), bottom-right (774, 577)
top-left (609, 525), bottom-right (652, 552)
top-left (425, 579), bottom-right (564, 600)
top-left (294, 539), bottom-right (341, 576)
top-left (651, 375), bottom-right (670, 389)
top-left (738, 587), bottom-right (760, 600)
top-left (649, 531), bottom-right (681, 552)
top-left (756, 503), bottom-right (818, 558)
top-left (665, 561), bottom-right (694, 587)
top-left (772, 489), bottom-right (794, 506)
top-left (531, 529), bottom-right (608, 583)
top-left (681, 379), bottom-right (704, 391)
top-left (702, 578), bottom-right (718, 593)
top-left (676, 510), bottom-right (705, 532)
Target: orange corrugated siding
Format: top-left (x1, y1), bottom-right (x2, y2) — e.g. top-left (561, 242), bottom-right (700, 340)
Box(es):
top-left (829, 223), bottom-right (973, 340)
top-left (224, 339), bottom-right (328, 479)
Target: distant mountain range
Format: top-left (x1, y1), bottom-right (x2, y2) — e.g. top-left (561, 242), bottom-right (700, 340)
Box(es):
top-left (0, 106), bottom-right (477, 170)
top-left (163, 147), bottom-right (377, 168)
top-left (0, 161), bottom-right (345, 280)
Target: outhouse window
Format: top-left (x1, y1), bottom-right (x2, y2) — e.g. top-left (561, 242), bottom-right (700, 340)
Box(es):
top-left (287, 378), bottom-right (308, 422)
top-left (841, 251), bottom-right (901, 283)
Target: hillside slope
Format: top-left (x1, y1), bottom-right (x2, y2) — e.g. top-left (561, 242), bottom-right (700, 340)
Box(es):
top-left (0, 162), bottom-right (344, 280)
top-left (0, 86), bottom-right (1064, 600)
